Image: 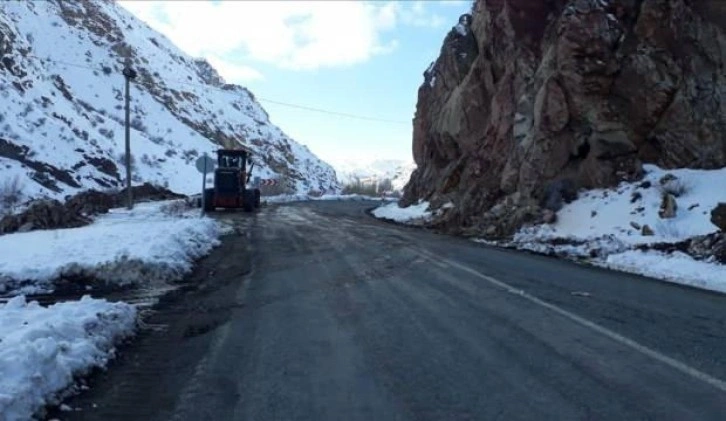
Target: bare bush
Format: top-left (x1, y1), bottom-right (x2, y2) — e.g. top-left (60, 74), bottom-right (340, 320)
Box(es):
top-left (140, 153), bottom-right (158, 168)
top-left (149, 136), bottom-right (164, 145)
top-left (130, 117), bottom-right (147, 133)
top-left (342, 177), bottom-right (378, 196)
top-left (659, 177), bottom-right (689, 198)
top-left (99, 127), bottom-right (114, 139)
top-left (0, 175), bottom-right (24, 213)
top-left (377, 178), bottom-right (393, 194)
top-left (181, 149), bottom-right (199, 164)
top-left (117, 152), bottom-right (138, 173)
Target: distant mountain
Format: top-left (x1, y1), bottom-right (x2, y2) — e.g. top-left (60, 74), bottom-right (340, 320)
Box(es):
top-left (335, 159), bottom-right (416, 191)
top-left (391, 161), bottom-right (416, 192)
top-left (0, 0), bottom-right (339, 203)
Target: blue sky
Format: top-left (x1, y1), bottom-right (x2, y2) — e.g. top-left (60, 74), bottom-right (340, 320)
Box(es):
top-left (119, 1), bottom-right (471, 168)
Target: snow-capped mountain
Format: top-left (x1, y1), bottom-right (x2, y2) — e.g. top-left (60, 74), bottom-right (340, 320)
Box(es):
top-left (391, 161), bottom-right (416, 192)
top-left (335, 159), bottom-right (416, 191)
top-left (0, 0), bottom-right (339, 203)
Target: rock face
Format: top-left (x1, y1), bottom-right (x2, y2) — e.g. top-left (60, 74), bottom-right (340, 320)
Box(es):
top-left (404, 0), bottom-right (726, 238)
top-left (712, 203), bottom-right (726, 231)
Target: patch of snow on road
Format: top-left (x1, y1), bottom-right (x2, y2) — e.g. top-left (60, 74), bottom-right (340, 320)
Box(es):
top-left (506, 165), bottom-right (726, 293)
top-left (0, 295), bottom-right (137, 421)
top-left (0, 201), bottom-right (221, 295)
top-left (372, 201), bottom-right (432, 225)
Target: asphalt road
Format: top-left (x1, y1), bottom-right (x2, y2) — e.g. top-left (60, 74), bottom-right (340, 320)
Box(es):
top-left (53, 200), bottom-right (726, 421)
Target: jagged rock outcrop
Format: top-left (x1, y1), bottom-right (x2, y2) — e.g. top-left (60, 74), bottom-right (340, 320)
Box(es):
top-left (404, 0), bottom-right (726, 238)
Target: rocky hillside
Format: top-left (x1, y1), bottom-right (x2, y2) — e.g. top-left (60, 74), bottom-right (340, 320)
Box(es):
top-left (0, 0), bottom-right (338, 206)
top-left (403, 0), bottom-right (725, 238)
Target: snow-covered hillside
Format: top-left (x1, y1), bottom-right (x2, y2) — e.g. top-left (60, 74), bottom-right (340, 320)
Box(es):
top-left (0, 0), bottom-right (338, 203)
top-left (335, 159), bottom-right (416, 191)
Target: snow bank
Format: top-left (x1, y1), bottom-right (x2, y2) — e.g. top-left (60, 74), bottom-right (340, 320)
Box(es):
top-left (0, 201), bottom-right (222, 295)
top-left (599, 250), bottom-right (726, 293)
top-left (372, 201), bottom-right (432, 224)
top-left (0, 295), bottom-right (137, 421)
top-left (507, 165), bottom-right (726, 293)
top-left (537, 165), bottom-right (725, 244)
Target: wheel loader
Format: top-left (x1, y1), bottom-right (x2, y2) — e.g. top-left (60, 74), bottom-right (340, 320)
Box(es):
top-left (203, 148), bottom-right (261, 212)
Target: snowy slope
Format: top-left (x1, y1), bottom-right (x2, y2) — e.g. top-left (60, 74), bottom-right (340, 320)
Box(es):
top-left (0, 0), bottom-right (338, 203)
top-left (335, 159), bottom-right (415, 191)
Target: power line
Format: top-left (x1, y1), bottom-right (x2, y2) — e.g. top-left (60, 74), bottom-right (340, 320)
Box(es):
top-left (22, 54), bottom-right (410, 125)
top-left (253, 98), bottom-right (409, 125)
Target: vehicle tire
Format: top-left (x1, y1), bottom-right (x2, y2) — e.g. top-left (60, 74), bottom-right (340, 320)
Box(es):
top-left (254, 188), bottom-right (261, 208)
top-left (203, 188), bottom-right (214, 212)
top-left (243, 189), bottom-right (255, 212)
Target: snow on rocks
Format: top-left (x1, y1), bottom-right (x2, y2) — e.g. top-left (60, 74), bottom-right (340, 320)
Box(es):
top-left (0, 200), bottom-right (222, 295)
top-left (0, 295), bottom-right (137, 421)
top-left (538, 165), bottom-right (725, 243)
top-left (506, 165), bottom-right (726, 293)
top-left (372, 201), bottom-right (433, 225)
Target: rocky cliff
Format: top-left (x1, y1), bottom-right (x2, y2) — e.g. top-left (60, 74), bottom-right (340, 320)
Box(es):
top-left (404, 0), bottom-right (726, 238)
top-left (0, 0), bottom-right (338, 204)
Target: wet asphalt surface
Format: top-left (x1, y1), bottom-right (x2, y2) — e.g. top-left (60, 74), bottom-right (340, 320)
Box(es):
top-left (49, 200), bottom-right (726, 421)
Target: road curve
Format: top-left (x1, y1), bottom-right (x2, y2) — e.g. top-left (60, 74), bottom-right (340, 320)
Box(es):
top-left (55, 200), bottom-right (726, 421)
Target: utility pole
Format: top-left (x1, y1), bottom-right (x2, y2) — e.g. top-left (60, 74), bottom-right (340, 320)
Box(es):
top-left (122, 58), bottom-right (137, 210)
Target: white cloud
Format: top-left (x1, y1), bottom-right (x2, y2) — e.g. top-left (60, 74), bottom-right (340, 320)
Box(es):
top-left (439, 0), bottom-right (470, 8)
top-left (118, 1), bottom-right (403, 72)
top-left (400, 1), bottom-right (447, 28)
